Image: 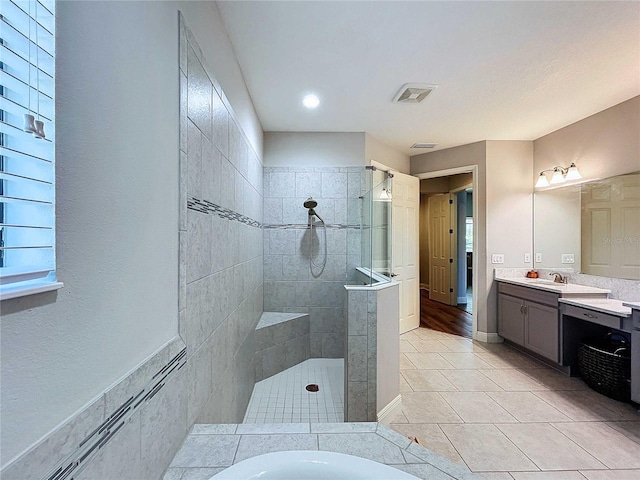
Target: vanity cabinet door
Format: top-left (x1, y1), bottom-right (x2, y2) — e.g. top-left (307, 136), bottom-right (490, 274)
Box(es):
top-left (498, 294), bottom-right (525, 345)
top-left (525, 301), bottom-right (559, 361)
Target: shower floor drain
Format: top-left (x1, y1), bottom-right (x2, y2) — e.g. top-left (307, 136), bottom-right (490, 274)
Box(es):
top-left (305, 384), bottom-right (319, 392)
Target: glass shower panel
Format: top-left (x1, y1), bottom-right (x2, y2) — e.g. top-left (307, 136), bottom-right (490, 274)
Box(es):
top-left (358, 167), bottom-right (392, 286)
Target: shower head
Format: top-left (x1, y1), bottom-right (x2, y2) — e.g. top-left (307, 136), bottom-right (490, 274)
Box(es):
top-left (303, 197), bottom-right (317, 209)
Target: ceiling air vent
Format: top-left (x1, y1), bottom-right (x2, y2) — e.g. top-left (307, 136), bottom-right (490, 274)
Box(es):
top-left (393, 83), bottom-right (438, 104)
top-left (411, 143), bottom-right (437, 149)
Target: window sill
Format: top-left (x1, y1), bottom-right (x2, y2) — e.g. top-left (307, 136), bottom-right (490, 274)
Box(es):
top-left (0, 280), bottom-right (64, 301)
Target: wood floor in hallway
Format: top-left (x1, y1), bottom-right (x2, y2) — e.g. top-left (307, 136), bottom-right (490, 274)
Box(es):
top-left (420, 289), bottom-right (472, 338)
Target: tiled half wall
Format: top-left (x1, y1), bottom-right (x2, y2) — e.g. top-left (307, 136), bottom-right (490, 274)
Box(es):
top-left (263, 167), bottom-right (365, 358)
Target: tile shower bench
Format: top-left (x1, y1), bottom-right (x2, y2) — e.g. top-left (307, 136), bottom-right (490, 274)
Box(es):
top-left (253, 312), bottom-right (310, 381)
top-left (164, 423), bottom-right (483, 480)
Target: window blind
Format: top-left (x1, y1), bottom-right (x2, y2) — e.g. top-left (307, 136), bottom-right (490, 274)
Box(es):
top-left (0, 0), bottom-right (56, 293)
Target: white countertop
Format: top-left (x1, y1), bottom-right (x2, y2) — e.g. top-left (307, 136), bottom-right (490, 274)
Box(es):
top-left (623, 301), bottom-right (640, 311)
top-left (558, 298), bottom-right (632, 317)
top-left (494, 276), bottom-right (611, 296)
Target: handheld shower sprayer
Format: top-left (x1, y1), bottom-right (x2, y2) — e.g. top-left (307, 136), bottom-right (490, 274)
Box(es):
top-left (304, 197), bottom-right (324, 225)
top-left (303, 198), bottom-right (327, 272)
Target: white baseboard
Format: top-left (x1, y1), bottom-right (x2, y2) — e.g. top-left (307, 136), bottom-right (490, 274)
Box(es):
top-left (377, 395), bottom-right (403, 425)
top-left (474, 331), bottom-right (503, 343)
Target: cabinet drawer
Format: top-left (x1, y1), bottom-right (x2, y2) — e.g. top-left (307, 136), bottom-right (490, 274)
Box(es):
top-left (498, 283), bottom-right (560, 307)
top-left (563, 305), bottom-right (622, 329)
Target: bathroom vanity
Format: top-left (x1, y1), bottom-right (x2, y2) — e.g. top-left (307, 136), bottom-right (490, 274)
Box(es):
top-left (496, 278), bottom-right (609, 363)
top-left (496, 277), bottom-right (639, 404)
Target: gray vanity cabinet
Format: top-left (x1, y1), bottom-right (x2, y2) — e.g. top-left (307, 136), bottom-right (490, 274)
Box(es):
top-left (498, 293), bottom-right (525, 344)
top-left (498, 283), bottom-right (560, 362)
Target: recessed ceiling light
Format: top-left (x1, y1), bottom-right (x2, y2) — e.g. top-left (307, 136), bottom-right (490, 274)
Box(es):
top-left (303, 94), bottom-right (320, 109)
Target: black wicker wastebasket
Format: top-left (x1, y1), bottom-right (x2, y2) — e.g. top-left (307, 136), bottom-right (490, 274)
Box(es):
top-left (578, 334), bottom-right (631, 402)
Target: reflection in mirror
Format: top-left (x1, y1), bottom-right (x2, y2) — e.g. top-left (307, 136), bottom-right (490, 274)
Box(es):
top-left (581, 172), bottom-right (640, 280)
top-left (534, 172), bottom-right (640, 281)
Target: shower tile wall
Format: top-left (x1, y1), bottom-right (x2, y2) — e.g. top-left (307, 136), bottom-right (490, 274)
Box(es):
top-left (263, 167), bottom-right (365, 358)
top-left (179, 18), bottom-right (264, 425)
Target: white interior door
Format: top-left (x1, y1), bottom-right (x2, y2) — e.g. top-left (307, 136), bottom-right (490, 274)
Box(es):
top-left (428, 193), bottom-right (456, 305)
top-left (392, 172), bottom-right (420, 334)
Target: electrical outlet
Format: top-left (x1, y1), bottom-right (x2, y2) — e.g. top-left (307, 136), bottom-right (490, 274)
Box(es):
top-left (535, 253), bottom-right (542, 263)
top-left (524, 253), bottom-right (531, 263)
top-left (561, 253), bottom-right (575, 264)
top-left (491, 254), bottom-right (505, 264)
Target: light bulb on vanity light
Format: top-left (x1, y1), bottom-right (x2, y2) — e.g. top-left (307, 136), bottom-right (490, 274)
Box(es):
top-left (379, 188), bottom-right (392, 201)
top-left (535, 172), bottom-right (550, 188)
top-left (565, 162), bottom-right (582, 181)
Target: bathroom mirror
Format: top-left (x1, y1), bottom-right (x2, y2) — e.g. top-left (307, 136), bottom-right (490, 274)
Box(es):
top-left (533, 171), bottom-right (640, 280)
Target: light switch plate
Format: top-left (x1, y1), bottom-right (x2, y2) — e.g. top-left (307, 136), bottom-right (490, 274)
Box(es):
top-left (535, 253), bottom-right (542, 263)
top-left (491, 254), bottom-right (505, 264)
top-left (561, 253), bottom-right (575, 264)
top-left (524, 253), bottom-right (531, 263)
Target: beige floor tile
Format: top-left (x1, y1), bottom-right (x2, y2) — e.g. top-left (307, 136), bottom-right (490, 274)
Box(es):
top-left (480, 473), bottom-right (516, 480)
top-left (510, 472), bottom-right (587, 480)
top-left (476, 350), bottom-right (546, 370)
top-left (388, 410), bottom-right (409, 424)
top-left (400, 353), bottom-right (416, 370)
top-left (408, 339), bottom-right (453, 353)
top-left (399, 373), bottom-right (413, 392)
top-left (401, 370), bottom-right (458, 392)
top-left (552, 422), bottom-right (640, 469)
top-left (606, 421), bottom-right (640, 445)
top-left (412, 328), bottom-right (453, 340)
top-left (440, 392), bottom-right (518, 423)
top-left (439, 369), bottom-right (504, 392)
top-left (532, 390), bottom-right (635, 422)
top-left (481, 369), bottom-right (547, 391)
top-left (496, 423), bottom-right (606, 470)
top-left (440, 424), bottom-right (537, 472)
top-left (439, 352), bottom-right (494, 369)
top-left (400, 330), bottom-right (423, 342)
top-left (400, 340), bottom-right (418, 353)
top-left (404, 352), bottom-right (456, 370)
top-left (401, 392), bottom-right (463, 424)
top-left (487, 392), bottom-right (572, 423)
top-left (580, 469), bottom-right (640, 480)
top-left (390, 423), bottom-right (465, 465)
top-left (438, 338), bottom-right (490, 353)
top-left (519, 368), bottom-right (588, 391)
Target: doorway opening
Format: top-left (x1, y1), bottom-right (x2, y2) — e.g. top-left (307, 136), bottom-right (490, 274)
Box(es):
top-left (417, 168), bottom-right (476, 339)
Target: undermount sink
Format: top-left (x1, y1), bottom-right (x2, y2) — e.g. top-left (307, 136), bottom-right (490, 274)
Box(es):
top-left (530, 279), bottom-right (563, 285)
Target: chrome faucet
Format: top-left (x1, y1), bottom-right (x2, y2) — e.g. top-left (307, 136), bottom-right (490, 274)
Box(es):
top-left (549, 272), bottom-right (567, 284)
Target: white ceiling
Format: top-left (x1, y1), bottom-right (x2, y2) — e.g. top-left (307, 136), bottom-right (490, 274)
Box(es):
top-left (217, 1), bottom-right (640, 156)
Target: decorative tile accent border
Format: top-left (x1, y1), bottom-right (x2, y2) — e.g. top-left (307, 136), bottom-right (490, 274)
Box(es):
top-left (264, 224), bottom-right (360, 230)
top-left (42, 348), bottom-right (187, 480)
top-left (187, 197), bottom-right (261, 228)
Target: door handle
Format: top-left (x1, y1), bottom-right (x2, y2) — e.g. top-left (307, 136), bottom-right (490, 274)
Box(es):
top-left (390, 273), bottom-right (399, 277)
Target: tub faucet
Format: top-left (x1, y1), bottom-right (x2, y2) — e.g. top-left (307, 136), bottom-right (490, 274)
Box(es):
top-left (549, 272), bottom-right (567, 284)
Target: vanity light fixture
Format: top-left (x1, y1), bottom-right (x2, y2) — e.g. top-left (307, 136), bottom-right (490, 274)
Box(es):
top-left (535, 163), bottom-right (582, 188)
top-left (379, 188), bottom-right (392, 201)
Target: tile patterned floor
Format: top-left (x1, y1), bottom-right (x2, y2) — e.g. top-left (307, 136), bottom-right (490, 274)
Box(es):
top-left (243, 358), bottom-right (344, 423)
top-left (390, 327), bottom-right (640, 479)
